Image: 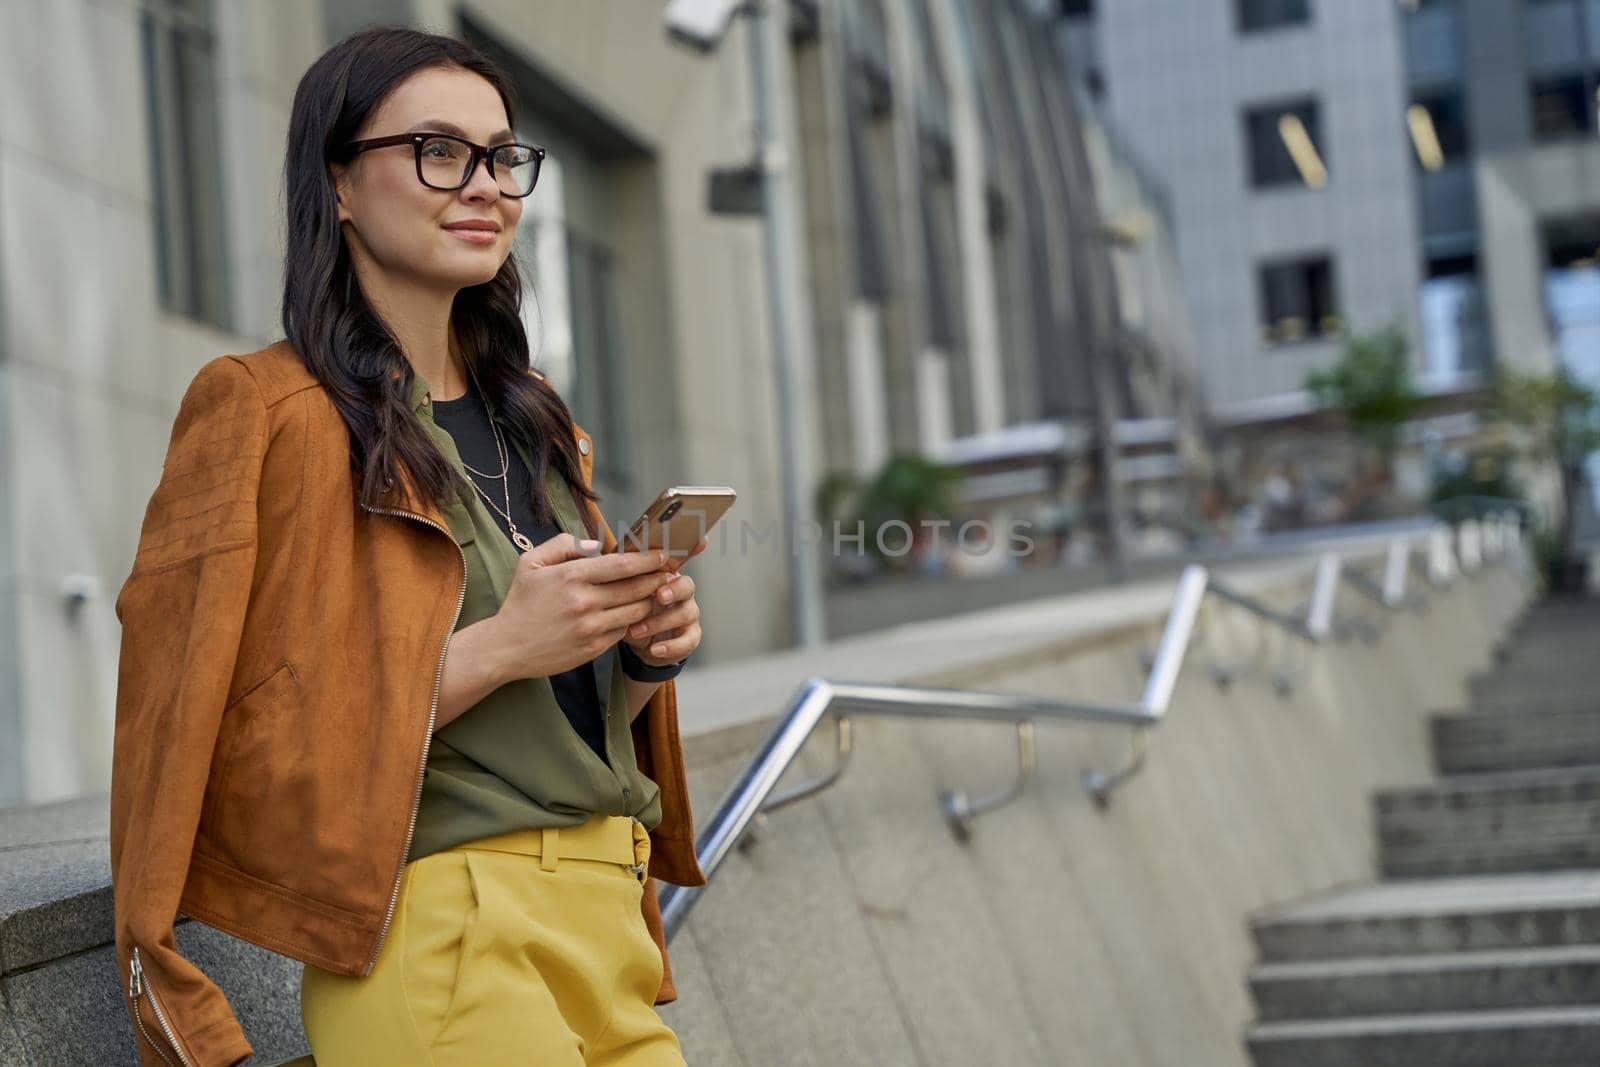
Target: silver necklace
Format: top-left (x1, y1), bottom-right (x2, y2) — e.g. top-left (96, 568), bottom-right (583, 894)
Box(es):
top-left (453, 362), bottom-right (536, 553)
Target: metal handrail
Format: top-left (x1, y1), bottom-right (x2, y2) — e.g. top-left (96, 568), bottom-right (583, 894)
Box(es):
top-left (656, 514), bottom-right (1526, 942)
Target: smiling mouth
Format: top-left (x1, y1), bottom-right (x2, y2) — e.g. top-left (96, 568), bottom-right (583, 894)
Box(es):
top-left (444, 227), bottom-right (500, 242)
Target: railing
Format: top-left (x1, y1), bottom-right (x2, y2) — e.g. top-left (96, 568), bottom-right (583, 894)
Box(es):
top-left (656, 512), bottom-right (1527, 942)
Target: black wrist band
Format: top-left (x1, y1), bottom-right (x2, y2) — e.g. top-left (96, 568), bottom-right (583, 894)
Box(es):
top-left (619, 639), bottom-right (687, 682)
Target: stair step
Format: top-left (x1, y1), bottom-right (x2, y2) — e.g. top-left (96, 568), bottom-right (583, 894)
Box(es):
top-left (1380, 841), bottom-right (1600, 879)
top-left (1432, 712), bottom-right (1600, 774)
top-left (1246, 1005), bottom-right (1600, 1067)
top-left (1376, 766), bottom-right (1600, 853)
top-left (1377, 765), bottom-right (1600, 815)
top-left (1474, 666), bottom-right (1600, 690)
top-left (1465, 684), bottom-right (1593, 716)
top-left (1249, 872), bottom-right (1600, 962)
top-left (1464, 696), bottom-right (1600, 719)
top-left (1492, 649), bottom-right (1600, 673)
top-left (1379, 813), bottom-right (1600, 850)
top-left (1250, 945), bottom-right (1600, 1021)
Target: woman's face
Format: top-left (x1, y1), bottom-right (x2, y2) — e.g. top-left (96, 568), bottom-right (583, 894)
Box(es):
top-left (331, 65), bottom-right (523, 294)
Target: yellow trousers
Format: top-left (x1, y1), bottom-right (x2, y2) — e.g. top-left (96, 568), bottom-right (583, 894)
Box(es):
top-left (299, 814), bottom-right (688, 1066)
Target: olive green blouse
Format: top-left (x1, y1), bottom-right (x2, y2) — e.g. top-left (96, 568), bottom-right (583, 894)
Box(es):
top-left (404, 372), bottom-right (663, 864)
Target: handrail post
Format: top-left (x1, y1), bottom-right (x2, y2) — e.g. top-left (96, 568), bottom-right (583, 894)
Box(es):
top-left (1458, 518), bottom-right (1483, 571)
top-left (1306, 554), bottom-right (1341, 641)
top-left (1381, 537), bottom-right (1409, 607)
top-left (1082, 565), bottom-right (1207, 808)
top-left (1427, 527), bottom-right (1455, 586)
top-left (1139, 564), bottom-right (1208, 717)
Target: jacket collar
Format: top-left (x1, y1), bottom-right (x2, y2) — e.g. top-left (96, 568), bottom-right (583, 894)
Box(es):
top-left (407, 366), bottom-right (501, 420)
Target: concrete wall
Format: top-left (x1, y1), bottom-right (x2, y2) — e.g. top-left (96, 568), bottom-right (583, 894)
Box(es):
top-left (0, 0), bottom-right (294, 805)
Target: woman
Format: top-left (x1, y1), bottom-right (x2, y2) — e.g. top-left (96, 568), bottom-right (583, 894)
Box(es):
top-left (110, 24), bottom-right (707, 1067)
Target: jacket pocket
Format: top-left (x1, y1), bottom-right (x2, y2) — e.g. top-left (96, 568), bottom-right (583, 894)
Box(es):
top-left (200, 659), bottom-right (299, 837)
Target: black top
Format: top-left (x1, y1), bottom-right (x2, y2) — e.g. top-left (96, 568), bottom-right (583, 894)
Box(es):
top-left (428, 378), bottom-right (612, 761)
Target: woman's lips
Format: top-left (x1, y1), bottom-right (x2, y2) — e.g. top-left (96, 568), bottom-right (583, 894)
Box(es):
top-left (445, 227), bottom-right (498, 245)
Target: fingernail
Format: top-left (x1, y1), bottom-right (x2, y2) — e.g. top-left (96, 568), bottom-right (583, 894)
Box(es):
top-left (652, 643), bottom-right (667, 656)
top-left (580, 538), bottom-right (599, 550)
top-left (632, 623), bottom-right (647, 637)
top-left (659, 587), bottom-right (674, 603)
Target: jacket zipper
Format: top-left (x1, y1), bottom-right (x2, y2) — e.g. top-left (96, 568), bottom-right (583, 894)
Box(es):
top-left (129, 945), bottom-right (192, 1067)
top-left (359, 501), bottom-right (468, 974)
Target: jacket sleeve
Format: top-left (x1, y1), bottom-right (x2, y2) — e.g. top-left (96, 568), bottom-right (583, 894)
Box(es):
top-left (109, 354), bottom-right (266, 1067)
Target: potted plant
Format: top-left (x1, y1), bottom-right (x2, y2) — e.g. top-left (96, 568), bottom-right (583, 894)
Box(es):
top-left (842, 453), bottom-right (966, 576)
top-left (1485, 365), bottom-right (1600, 594)
top-left (1304, 323), bottom-right (1423, 510)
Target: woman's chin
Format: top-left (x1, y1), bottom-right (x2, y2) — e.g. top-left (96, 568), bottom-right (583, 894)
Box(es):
top-left (436, 256), bottom-right (503, 289)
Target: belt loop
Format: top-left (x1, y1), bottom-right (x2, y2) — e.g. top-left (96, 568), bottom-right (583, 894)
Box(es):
top-left (540, 826), bottom-right (559, 871)
top-left (628, 815), bottom-right (649, 881)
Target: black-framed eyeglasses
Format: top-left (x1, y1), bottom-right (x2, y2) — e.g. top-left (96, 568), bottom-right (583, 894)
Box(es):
top-left (342, 132), bottom-right (546, 198)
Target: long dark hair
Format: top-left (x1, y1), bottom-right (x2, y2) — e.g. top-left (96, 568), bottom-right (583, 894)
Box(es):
top-left (281, 24), bottom-right (598, 537)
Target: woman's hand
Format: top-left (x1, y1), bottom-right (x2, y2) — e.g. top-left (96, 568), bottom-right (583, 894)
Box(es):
top-left (491, 533), bottom-right (677, 681)
top-left (622, 536), bottom-right (708, 665)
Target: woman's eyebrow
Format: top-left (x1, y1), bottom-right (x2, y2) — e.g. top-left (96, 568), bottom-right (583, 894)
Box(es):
top-left (408, 119), bottom-right (515, 142)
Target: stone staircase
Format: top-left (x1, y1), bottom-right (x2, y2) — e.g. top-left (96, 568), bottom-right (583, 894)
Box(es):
top-left (1245, 596), bottom-right (1600, 1067)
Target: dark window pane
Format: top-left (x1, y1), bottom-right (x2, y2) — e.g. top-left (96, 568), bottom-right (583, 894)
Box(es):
top-left (1245, 98), bottom-right (1326, 187)
top-left (1427, 252), bottom-right (1477, 278)
top-left (1544, 214), bottom-right (1600, 269)
top-left (1408, 90), bottom-right (1469, 167)
top-left (1258, 256), bottom-right (1339, 343)
top-left (139, 2), bottom-right (230, 331)
top-left (1060, 0), bottom-right (1094, 15)
top-left (1237, 0), bottom-right (1310, 33)
top-left (1530, 74), bottom-right (1594, 140)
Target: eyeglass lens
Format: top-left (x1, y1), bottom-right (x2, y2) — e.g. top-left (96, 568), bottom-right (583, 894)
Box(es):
top-left (420, 137), bottom-right (539, 196)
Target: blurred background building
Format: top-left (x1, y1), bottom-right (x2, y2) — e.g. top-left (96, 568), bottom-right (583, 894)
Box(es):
top-left (0, 0), bottom-right (1595, 807)
top-left (0, 0), bottom-right (1209, 804)
top-left (1062, 0), bottom-right (1600, 534)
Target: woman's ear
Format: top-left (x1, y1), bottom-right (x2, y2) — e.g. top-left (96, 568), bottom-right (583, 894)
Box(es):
top-left (329, 163), bottom-right (352, 224)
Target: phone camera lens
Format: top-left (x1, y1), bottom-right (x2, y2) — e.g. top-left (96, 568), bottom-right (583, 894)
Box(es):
top-left (662, 501), bottom-right (681, 520)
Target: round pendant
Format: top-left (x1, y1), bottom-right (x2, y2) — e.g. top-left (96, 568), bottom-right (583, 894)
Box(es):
top-left (511, 528), bottom-right (535, 553)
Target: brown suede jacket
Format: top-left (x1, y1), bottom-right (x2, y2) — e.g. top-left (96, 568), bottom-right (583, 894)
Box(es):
top-left (109, 339), bottom-right (707, 1066)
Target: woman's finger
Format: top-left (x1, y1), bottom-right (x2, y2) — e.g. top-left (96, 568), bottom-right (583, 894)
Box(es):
top-left (645, 621), bottom-right (699, 660)
top-left (628, 601), bottom-right (695, 641)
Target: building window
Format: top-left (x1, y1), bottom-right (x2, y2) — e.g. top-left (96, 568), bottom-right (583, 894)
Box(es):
top-left (1530, 73), bottom-right (1596, 140)
top-left (140, 0), bottom-right (231, 330)
top-left (1407, 90), bottom-right (1469, 169)
top-left (513, 147), bottom-right (634, 493)
top-left (1236, 0), bottom-right (1310, 33)
top-left (1245, 98), bottom-right (1327, 188)
top-left (1258, 255), bottom-right (1339, 344)
top-left (1420, 253), bottom-right (1491, 380)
